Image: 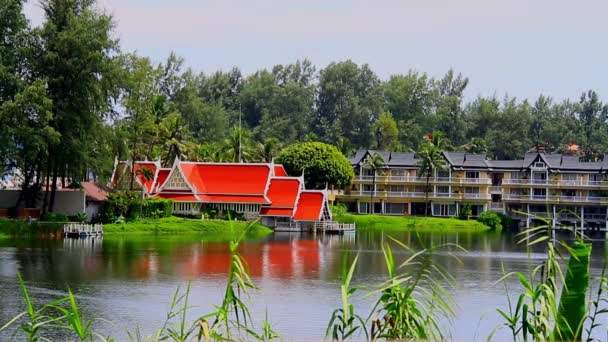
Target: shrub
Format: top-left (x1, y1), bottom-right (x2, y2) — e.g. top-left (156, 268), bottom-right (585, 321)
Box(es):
top-left (67, 213), bottom-right (87, 223)
top-left (477, 211), bottom-right (502, 230)
top-left (276, 142), bottom-right (354, 188)
top-left (497, 213), bottom-right (513, 230)
top-left (331, 203), bottom-right (348, 216)
top-left (458, 203), bottom-right (472, 220)
top-left (142, 198), bottom-right (173, 218)
top-left (40, 212), bottom-right (68, 222)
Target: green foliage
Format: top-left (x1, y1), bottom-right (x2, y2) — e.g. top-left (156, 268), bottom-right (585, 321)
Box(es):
top-left (417, 131), bottom-right (448, 216)
top-left (97, 192), bottom-right (172, 223)
top-left (334, 213), bottom-right (490, 232)
top-left (458, 203), bottom-right (472, 220)
top-left (41, 212), bottom-right (68, 222)
top-left (276, 142), bottom-right (354, 188)
top-left (553, 241), bottom-right (592, 341)
top-left (476, 211), bottom-right (502, 230)
top-left (497, 213), bottom-right (514, 230)
top-left (372, 112), bottom-right (399, 150)
top-left (369, 238), bottom-right (456, 340)
top-left (326, 253), bottom-right (367, 341)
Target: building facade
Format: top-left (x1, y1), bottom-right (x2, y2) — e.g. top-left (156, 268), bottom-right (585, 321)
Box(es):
top-left (111, 159), bottom-right (332, 229)
top-left (334, 150), bottom-right (608, 230)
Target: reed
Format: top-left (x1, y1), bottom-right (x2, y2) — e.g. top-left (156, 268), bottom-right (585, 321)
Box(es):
top-left (367, 236), bottom-right (458, 341)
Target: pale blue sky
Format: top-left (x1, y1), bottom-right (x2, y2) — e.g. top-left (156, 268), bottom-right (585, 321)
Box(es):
top-left (24, 0), bottom-right (608, 102)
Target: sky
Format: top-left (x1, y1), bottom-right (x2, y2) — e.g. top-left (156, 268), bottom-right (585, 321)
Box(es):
top-left (23, 0), bottom-right (608, 102)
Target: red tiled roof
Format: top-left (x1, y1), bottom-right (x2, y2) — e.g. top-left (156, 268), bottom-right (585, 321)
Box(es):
top-left (152, 169), bottom-right (170, 193)
top-left (274, 165), bottom-right (287, 177)
top-left (293, 191), bottom-right (325, 221)
top-left (259, 208), bottom-right (293, 216)
top-left (154, 193), bottom-right (199, 201)
top-left (198, 194), bottom-right (269, 204)
top-left (180, 163), bottom-right (270, 195)
top-left (133, 162), bottom-right (158, 194)
top-left (81, 181), bottom-right (108, 202)
top-left (264, 178), bottom-right (301, 208)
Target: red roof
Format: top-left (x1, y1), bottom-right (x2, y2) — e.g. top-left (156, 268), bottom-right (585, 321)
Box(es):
top-left (198, 194), bottom-right (269, 204)
top-left (274, 165), bottom-right (287, 177)
top-left (180, 163), bottom-right (270, 195)
top-left (259, 208), bottom-right (294, 216)
top-left (293, 191), bottom-right (325, 221)
top-left (81, 181), bottom-right (108, 202)
top-left (133, 162), bottom-right (158, 194)
top-left (264, 178), bottom-right (301, 207)
top-left (152, 169), bottom-right (170, 193)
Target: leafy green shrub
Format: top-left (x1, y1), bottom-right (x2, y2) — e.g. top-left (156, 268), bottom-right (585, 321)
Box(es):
top-left (476, 211), bottom-right (502, 230)
top-left (458, 203), bottom-right (472, 220)
top-left (331, 203), bottom-right (348, 216)
top-left (142, 198), bottom-right (173, 218)
top-left (497, 213), bottom-right (513, 230)
top-left (67, 213), bottom-right (87, 223)
top-left (40, 212), bottom-right (68, 222)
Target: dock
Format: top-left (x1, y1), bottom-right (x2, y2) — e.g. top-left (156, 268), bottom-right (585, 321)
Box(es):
top-left (63, 223), bottom-right (103, 238)
top-left (314, 221), bottom-right (356, 234)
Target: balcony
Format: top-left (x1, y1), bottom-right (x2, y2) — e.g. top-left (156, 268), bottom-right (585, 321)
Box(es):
top-left (340, 190), bottom-right (490, 201)
top-left (352, 175), bottom-right (491, 185)
top-left (489, 202), bottom-right (505, 212)
top-left (489, 186), bottom-right (502, 194)
top-left (502, 194), bottom-right (604, 204)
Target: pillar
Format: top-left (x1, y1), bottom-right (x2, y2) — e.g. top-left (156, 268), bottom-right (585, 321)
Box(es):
top-left (552, 205), bottom-right (556, 229)
top-left (581, 206), bottom-right (585, 231)
top-left (526, 203), bottom-right (531, 228)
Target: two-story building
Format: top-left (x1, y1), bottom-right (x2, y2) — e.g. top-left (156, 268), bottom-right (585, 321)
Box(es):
top-left (335, 150), bottom-right (608, 230)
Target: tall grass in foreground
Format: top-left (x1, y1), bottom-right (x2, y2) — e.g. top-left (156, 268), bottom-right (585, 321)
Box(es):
top-left (491, 213), bottom-right (607, 342)
top-left (326, 235), bottom-right (460, 341)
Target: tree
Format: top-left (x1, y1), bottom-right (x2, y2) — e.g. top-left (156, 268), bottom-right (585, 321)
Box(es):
top-left (462, 137), bottom-right (488, 155)
top-left (254, 138), bottom-right (282, 163)
top-left (276, 142), bottom-right (354, 189)
top-left (363, 153), bottom-right (385, 214)
top-left (315, 60), bottom-right (382, 148)
top-left (36, 0), bottom-right (120, 212)
top-left (224, 127), bottom-right (253, 162)
top-left (417, 132), bottom-right (447, 216)
top-left (372, 112), bottom-right (399, 150)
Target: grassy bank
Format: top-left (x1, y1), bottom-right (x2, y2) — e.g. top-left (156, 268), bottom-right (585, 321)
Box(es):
top-left (104, 216), bottom-right (272, 238)
top-left (335, 213), bottom-right (490, 232)
top-left (0, 217), bottom-right (272, 239)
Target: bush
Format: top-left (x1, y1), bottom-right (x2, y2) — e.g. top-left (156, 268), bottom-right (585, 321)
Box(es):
top-left (477, 211), bottom-right (502, 230)
top-left (497, 213), bottom-right (513, 230)
top-left (97, 192), bottom-right (173, 223)
top-left (332, 203), bottom-right (348, 216)
top-left (142, 198), bottom-right (173, 218)
top-left (40, 212), bottom-right (68, 222)
top-left (67, 213), bottom-right (87, 223)
top-left (276, 142), bottom-right (354, 188)
top-left (458, 203), bottom-right (472, 220)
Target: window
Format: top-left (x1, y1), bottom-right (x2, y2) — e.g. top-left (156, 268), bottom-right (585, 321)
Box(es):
top-left (391, 169), bottom-right (405, 176)
top-left (534, 162), bottom-right (546, 168)
top-left (437, 170), bottom-right (450, 178)
top-left (432, 203), bottom-right (456, 217)
top-left (465, 171), bottom-right (479, 179)
top-left (533, 188), bottom-right (546, 196)
top-left (465, 187), bottom-right (479, 194)
top-left (437, 186), bottom-right (449, 193)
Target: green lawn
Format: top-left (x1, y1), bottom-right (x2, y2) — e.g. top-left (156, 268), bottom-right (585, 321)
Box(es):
top-left (104, 216), bottom-right (272, 239)
top-left (334, 213), bottom-right (490, 232)
top-left (0, 216), bottom-right (273, 240)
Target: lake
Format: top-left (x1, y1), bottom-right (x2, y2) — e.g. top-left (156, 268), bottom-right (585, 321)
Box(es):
top-left (0, 229), bottom-right (606, 341)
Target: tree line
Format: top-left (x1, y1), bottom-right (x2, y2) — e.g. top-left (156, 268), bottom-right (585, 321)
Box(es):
top-left (2, 0), bottom-right (608, 212)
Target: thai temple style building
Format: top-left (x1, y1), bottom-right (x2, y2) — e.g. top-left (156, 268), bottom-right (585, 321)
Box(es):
top-left (334, 150), bottom-right (608, 230)
top-left (111, 159), bottom-right (332, 229)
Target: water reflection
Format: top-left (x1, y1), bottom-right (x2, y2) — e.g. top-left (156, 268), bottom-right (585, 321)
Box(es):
top-left (0, 230), bottom-right (606, 340)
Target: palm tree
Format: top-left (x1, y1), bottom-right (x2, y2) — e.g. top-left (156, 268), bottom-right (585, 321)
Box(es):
top-left (363, 153), bottom-right (385, 214)
top-left (418, 133), bottom-right (447, 217)
top-left (255, 138), bottom-right (282, 163)
top-left (224, 127), bottom-right (252, 162)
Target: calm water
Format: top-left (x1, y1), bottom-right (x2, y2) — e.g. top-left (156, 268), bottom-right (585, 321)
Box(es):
top-left (0, 230), bottom-right (607, 341)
